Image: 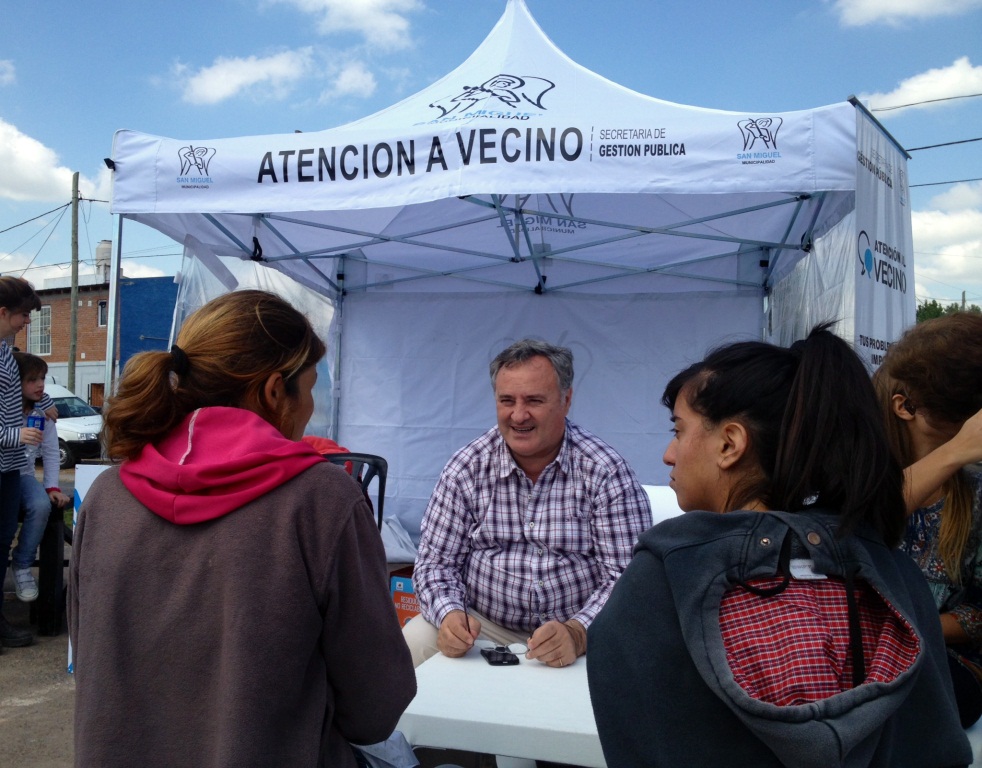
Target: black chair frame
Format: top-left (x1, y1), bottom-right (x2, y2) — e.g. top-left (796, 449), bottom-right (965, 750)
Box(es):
top-left (325, 453), bottom-right (387, 530)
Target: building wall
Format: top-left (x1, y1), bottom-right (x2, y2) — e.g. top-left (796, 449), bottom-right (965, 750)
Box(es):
top-left (12, 277), bottom-right (179, 405)
top-left (14, 283), bottom-right (110, 401)
top-left (118, 276), bottom-right (179, 373)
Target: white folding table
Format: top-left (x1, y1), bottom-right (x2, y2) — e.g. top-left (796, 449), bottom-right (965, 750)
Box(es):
top-left (397, 650), bottom-right (606, 767)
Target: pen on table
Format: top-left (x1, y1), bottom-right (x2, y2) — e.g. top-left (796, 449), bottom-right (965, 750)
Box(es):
top-left (463, 592), bottom-right (472, 642)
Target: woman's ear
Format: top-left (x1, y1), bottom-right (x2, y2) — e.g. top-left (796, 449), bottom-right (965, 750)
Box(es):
top-left (890, 393), bottom-right (916, 421)
top-left (261, 372), bottom-right (287, 414)
top-left (718, 421), bottom-right (750, 470)
top-left (259, 372), bottom-right (296, 438)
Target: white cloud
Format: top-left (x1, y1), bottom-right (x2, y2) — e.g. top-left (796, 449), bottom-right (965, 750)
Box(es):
top-left (117, 262), bottom-right (168, 279)
top-left (270, 0), bottom-right (424, 50)
top-left (0, 118), bottom-right (101, 203)
top-left (912, 182), bottom-right (982, 303)
top-left (320, 60), bottom-right (377, 101)
top-left (928, 181), bottom-right (982, 212)
top-left (19, 263), bottom-right (85, 286)
top-left (179, 48), bottom-right (314, 105)
top-left (833, 0), bottom-right (982, 26)
top-left (857, 57), bottom-right (982, 114)
top-left (0, 60), bottom-right (14, 86)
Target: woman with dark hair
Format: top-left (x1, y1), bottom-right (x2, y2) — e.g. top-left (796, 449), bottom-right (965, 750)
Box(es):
top-left (873, 312), bottom-right (982, 727)
top-left (588, 324), bottom-right (970, 767)
top-left (69, 290), bottom-right (415, 768)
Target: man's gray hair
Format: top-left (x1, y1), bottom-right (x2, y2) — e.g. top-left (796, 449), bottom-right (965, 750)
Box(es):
top-left (489, 339), bottom-right (574, 392)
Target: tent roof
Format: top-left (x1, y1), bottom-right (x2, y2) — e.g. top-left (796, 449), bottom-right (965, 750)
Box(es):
top-left (110, 0), bottom-right (858, 297)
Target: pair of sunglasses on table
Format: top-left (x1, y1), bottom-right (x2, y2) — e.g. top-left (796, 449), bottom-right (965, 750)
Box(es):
top-left (475, 640), bottom-right (529, 666)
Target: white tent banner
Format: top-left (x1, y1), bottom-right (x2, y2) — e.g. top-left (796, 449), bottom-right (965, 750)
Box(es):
top-left (852, 109), bottom-right (916, 369)
top-left (111, 1), bottom-right (855, 216)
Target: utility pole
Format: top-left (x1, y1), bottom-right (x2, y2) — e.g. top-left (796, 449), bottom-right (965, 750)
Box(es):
top-left (68, 172), bottom-right (79, 391)
top-left (963, 291), bottom-right (967, 311)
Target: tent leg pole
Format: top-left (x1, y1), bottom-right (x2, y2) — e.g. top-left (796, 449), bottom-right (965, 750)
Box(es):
top-left (104, 215), bottom-right (124, 400)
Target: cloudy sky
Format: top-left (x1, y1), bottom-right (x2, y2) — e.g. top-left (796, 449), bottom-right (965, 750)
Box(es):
top-left (1, 0), bottom-right (980, 307)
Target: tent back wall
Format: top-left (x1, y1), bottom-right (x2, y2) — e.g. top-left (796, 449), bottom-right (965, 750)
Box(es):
top-left (338, 290), bottom-right (763, 536)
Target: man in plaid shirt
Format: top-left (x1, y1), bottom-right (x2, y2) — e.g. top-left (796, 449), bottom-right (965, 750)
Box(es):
top-left (405, 339), bottom-right (651, 668)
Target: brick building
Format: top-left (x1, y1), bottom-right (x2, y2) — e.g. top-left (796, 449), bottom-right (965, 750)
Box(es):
top-left (13, 276), bottom-right (111, 406)
top-left (11, 272), bottom-right (179, 408)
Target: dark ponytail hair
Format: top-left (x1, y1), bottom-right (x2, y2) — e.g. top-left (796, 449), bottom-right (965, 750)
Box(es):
top-left (662, 323), bottom-right (905, 545)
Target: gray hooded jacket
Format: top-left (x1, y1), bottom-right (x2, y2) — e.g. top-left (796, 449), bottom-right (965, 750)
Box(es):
top-left (588, 509), bottom-right (971, 767)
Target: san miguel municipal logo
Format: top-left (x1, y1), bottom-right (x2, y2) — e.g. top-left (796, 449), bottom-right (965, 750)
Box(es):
top-left (429, 74), bottom-right (555, 118)
top-left (736, 117), bottom-right (782, 165)
top-left (858, 230), bottom-right (907, 293)
top-left (177, 145), bottom-right (216, 188)
top-left (494, 193), bottom-right (583, 236)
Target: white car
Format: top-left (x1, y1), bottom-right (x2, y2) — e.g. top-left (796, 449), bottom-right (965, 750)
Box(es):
top-left (43, 383), bottom-right (103, 468)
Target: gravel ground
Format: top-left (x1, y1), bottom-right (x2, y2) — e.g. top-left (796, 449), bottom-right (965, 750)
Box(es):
top-left (0, 466), bottom-right (76, 768)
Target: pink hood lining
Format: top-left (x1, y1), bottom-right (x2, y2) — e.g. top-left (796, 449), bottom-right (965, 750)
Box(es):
top-left (120, 406), bottom-right (324, 525)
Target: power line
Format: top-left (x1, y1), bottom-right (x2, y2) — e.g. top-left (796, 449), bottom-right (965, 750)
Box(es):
top-left (12, 251), bottom-right (182, 275)
top-left (0, 203), bottom-right (71, 235)
top-left (0, 198), bottom-right (105, 241)
top-left (15, 206), bottom-right (69, 276)
top-left (917, 294), bottom-right (982, 306)
top-left (910, 177), bottom-right (982, 188)
top-left (871, 92), bottom-right (982, 112)
top-left (906, 137), bottom-right (982, 152)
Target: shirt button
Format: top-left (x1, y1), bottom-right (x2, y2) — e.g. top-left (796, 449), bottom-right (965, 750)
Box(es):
top-left (807, 531), bottom-right (822, 546)
top-left (538, 580), bottom-right (544, 586)
top-left (538, 550), bottom-right (544, 556)
top-left (529, 522), bottom-right (534, 528)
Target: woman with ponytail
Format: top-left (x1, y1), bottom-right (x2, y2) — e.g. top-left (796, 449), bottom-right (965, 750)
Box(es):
top-left (588, 324), bottom-right (969, 767)
top-left (873, 311), bottom-right (982, 728)
top-left (69, 290), bottom-right (415, 768)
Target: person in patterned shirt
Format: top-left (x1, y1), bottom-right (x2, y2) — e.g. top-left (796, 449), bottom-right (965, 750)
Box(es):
top-left (404, 338), bottom-right (651, 668)
top-left (587, 324), bottom-right (969, 768)
top-left (874, 311), bottom-right (982, 727)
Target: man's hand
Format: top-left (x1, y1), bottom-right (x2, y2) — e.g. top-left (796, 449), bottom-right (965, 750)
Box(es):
top-left (44, 405), bottom-right (58, 422)
top-left (437, 610), bottom-right (480, 658)
top-left (526, 619), bottom-right (586, 667)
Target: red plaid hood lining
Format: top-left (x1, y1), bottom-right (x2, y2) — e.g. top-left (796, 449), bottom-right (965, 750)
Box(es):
top-left (719, 576), bottom-right (920, 707)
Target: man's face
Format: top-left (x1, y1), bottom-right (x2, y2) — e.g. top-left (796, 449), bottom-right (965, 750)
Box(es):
top-left (495, 355), bottom-right (571, 474)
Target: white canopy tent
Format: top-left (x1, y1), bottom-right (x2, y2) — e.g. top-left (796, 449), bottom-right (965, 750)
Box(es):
top-left (107, 0), bottom-right (914, 536)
